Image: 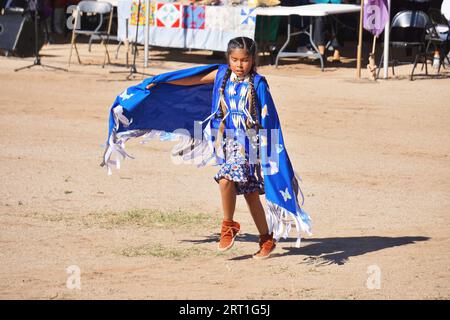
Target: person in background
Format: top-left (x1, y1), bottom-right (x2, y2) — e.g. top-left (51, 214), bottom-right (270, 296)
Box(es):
top-left (313, 0), bottom-right (346, 62)
top-left (440, 0), bottom-right (450, 67)
top-left (0, 0), bottom-right (8, 13)
top-left (281, 0), bottom-right (312, 53)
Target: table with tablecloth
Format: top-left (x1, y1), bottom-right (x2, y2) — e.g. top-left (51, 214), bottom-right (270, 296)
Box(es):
top-left (116, 0), bottom-right (259, 51)
top-left (255, 3), bottom-right (361, 69)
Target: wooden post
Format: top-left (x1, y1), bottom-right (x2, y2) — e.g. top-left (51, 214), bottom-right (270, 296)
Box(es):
top-left (356, 0), bottom-right (364, 78)
top-left (372, 34), bottom-right (377, 55)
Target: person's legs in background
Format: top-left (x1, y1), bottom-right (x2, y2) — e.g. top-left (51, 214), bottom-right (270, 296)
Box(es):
top-left (314, 15), bottom-right (343, 62)
top-left (328, 16), bottom-right (343, 62)
top-left (433, 49), bottom-right (440, 69)
top-left (41, 0), bottom-right (54, 44)
top-left (313, 15), bottom-right (327, 55)
top-left (292, 0), bottom-right (311, 52)
top-left (296, 17), bottom-right (312, 53)
top-left (281, 0), bottom-right (312, 52)
top-left (52, 0), bottom-right (66, 35)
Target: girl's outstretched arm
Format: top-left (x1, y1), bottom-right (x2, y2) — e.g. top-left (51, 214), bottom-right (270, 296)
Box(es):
top-left (146, 69), bottom-right (218, 89)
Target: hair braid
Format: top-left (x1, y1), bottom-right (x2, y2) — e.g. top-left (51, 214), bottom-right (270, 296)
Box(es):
top-left (246, 71), bottom-right (260, 130)
top-left (217, 67), bottom-right (232, 118)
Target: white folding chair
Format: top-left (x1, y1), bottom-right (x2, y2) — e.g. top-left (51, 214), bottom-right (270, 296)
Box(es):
top-left (68, 0), bottom-right (113, 68)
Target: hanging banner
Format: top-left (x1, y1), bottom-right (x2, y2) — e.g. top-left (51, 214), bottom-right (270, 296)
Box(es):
top-left (363, 0), bottom-right (389, 37)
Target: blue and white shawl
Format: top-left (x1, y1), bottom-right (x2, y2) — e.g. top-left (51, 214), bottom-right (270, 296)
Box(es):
top-left (103, 64), bottom-right (312, 247)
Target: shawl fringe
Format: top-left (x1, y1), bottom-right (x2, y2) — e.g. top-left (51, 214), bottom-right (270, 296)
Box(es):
top-left (101, 106), bottom-right (218, 175)
top-left (266, 200), bottom-right (312, 248)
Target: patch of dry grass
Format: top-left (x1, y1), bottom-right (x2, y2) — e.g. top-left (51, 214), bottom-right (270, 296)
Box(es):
top-left (81, 208), bottom-right (220, 230)
top-left (117, 242), bottom-right (215, 260)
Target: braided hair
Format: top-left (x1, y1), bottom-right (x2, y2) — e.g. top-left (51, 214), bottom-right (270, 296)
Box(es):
top-left (247, 71), bottom-right (260, 130)
top-left (217, 68), bottom-right (232, 118)
top-left (217, 37), bottom-right (260, 129)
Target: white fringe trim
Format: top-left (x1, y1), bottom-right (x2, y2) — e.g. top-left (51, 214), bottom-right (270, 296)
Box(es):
top-left (266, 200), bottom-right (312, 248)
top-left (101, 106), bottom-right (218, 175)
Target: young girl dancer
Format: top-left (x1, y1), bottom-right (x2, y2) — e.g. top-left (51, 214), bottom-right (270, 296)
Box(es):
top-left (102, 37), bottom-right (312, 259)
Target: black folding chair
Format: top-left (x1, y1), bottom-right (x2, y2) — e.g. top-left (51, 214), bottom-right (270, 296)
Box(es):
top-left (377, 10), bottom-right (431, 80)
top-left (424, 8), bottom-right (450, 74)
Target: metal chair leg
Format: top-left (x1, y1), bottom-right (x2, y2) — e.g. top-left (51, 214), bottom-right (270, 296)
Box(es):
top-left (421, 41), bottom-right (431, 72)
top-left (68, 11), bottom-right (80, 67)
top-left (103, 39), bottom-right (111, 68)
top-left (74, 41), bottom-right (82, 64)
top-left (410, 52), bottom-right (420, 81)
top-left (115, 41), bottom-right (122, 59)
top-left (424, 51), bottom-right (428, 75)
top-left (377, 51), bottom-right (384, 79)
top-left (391, 50), bottom-right (396, 76)
top-left (68, 32), bottom-right (75, 67)
top-left (88, 35), bottom-right (93, 52)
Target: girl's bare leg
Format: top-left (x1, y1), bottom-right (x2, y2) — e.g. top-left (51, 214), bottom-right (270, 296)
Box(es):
top-left (219, 179), bottom-right (237, 221)
top-left (245, 191), bottom-right (276, 259)
top-left (244, 191), bottom-right (269, 235)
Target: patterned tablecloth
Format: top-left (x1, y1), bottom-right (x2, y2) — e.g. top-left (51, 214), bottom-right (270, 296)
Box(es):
top-left (117, 0), bottom-right (257, 51)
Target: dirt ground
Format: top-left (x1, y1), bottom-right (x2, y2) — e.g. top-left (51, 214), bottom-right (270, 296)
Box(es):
top-left (0, 42), bottom-right (449, 300)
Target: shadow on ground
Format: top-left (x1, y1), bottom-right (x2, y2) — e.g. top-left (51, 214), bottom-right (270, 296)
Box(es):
top-left (182, 234), bottom-right (430, 265)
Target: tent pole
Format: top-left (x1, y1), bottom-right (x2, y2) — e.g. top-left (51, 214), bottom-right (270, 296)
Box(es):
top-left (383, 0), bottom-right (391, 79)
top-left (356, 0), bottom-right (365, 78)
top-left (144, 0), bottom-right (150, 68)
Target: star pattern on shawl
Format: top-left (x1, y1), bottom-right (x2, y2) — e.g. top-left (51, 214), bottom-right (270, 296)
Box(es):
top-left (275, 144), bottom-right (284, 154)
top-left (269, 160), bottom-right (279, 175)
top-left (120, 90), bottom-right (134, 101)
top-left (279, 187), bottom-right (292, 202)
top-left (261, 104), bottom-right (268, 119)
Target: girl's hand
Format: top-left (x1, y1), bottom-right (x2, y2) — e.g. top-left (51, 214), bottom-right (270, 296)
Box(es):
top-left (146, 83), bottom-right (156, 90)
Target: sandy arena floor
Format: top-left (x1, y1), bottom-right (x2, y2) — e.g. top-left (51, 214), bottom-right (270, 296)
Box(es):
top-left (0, 42), bottom-right (449, 299)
